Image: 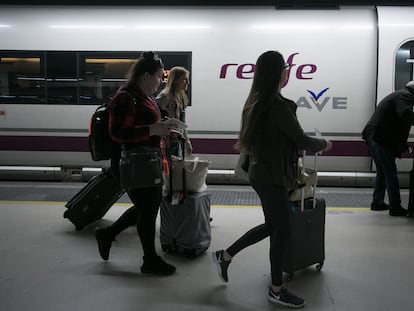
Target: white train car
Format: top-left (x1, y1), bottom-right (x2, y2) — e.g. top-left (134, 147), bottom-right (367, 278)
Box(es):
top-left (0, 5), bottom-right (413, 185)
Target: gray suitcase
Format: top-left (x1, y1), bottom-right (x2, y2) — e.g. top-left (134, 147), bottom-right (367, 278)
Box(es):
top-left (160, 136), bottom-right (211, 257)
top-left (160, 192), bottom-right (211, 257)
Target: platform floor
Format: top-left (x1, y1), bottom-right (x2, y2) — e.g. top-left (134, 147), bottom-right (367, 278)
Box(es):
top-left (1, 182), bottom-right (414, 311)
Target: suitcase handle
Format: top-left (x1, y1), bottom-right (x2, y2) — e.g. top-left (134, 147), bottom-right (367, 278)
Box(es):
top-left (167, 136), bottom-right (187, 203)
top-left (300, 138), bottom-right (321, 210)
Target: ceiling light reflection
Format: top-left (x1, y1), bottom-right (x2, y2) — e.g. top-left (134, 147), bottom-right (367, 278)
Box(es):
top-left (133, 24), bottom-right (210, 30)
top-left (50, 25), bottom-right (125, 29)
top-left (251, 24), bottom-right (330, 30)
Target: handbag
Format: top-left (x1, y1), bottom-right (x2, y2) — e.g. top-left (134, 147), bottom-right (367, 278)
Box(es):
top-left (119, 146), bottom-right (163, 190)
top-left (289, 165), bottom-right (317, 201)
top-left (163, 155), bottom-right (210, 193)
top-left (234, 153), bottom-right (249, 181)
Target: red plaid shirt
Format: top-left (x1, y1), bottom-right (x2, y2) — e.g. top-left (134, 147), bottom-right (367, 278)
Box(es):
top-left (108, 82), bottom-right (161, 147)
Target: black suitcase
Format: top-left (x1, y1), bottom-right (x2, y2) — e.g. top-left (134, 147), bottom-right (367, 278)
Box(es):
top-left (63, 171), bottom-right (125, 231)
top-left (159, 136), bottom-right (211, 257)
top-left (282, 149), bottom-right (326, 278)
top-left (283, 197), bottom-right (326, 277)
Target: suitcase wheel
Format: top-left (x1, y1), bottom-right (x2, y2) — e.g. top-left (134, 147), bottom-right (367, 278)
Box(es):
top-left (161, 244), bottom-right (173, 253)
top-left (316, 262), bottom-right (324, 271)
top-left (75, 225), bottom-right (84, 231)
top-left (63, 210), bottom-right (69, 218)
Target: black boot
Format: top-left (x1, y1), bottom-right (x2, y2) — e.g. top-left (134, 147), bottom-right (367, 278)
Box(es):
top-left (389, 206), bottom-right (408, 217)
top-left (141, 255), bottom-right (176, 276)
top-left (95, 227), bottom-right (115, 261)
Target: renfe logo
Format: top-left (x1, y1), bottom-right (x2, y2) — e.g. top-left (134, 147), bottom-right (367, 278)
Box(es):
top-left (219, 52), bottom-right (348, 111)
top-left (219, 52), bottom-right (317, 88)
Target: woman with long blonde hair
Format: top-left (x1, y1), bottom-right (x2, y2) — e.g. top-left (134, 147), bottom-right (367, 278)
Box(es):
top-left (156, 66), bottom-right (192, 155)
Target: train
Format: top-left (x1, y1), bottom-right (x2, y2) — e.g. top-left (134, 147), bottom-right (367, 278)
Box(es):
top-left (0, 5), bottom-right (413, 186)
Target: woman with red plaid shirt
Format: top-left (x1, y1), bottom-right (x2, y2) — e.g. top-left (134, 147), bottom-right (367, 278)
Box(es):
top-left (94, 52), bottom-right (176, 276)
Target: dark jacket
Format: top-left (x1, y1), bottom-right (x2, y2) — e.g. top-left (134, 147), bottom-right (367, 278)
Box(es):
top-left (362, 85), bottom-right (414, 157)
top-left (248, 94), bottom-right (327, 189)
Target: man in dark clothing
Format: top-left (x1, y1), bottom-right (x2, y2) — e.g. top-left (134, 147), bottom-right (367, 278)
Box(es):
top-left (362, 81), bottom-right (414, 216)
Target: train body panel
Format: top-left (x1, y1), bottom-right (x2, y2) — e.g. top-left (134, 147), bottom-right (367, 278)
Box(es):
top-left (0, 5), bottom-right (413, 183)
top-left (376, 6), bottom-right (414, 172)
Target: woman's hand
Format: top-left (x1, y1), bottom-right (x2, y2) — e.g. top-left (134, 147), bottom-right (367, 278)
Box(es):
top-left (186, 139), bottom-right (193, 154)
top-left (323, 140), bottom-right (333, 152)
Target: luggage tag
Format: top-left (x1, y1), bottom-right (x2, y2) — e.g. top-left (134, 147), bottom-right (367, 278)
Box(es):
top-left (171, 192), bottom-right (180, 205)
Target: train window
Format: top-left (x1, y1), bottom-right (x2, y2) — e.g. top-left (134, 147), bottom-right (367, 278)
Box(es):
top-left (395, 41), bottom-right (414, 90)
top-left (0, 51), bottom-right (45, 104)
top-left (79, 52), bottom-right (140, 105)
top-left (0, 50), bottom-right (192, 105)
top-left (46, 52), bottom-right (78, 105)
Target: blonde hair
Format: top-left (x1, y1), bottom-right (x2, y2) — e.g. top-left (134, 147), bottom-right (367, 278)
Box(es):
top-left (159, 66), bottom-right (190, 110)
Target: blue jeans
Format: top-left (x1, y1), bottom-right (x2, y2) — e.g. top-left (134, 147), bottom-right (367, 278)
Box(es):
top-left (366, 135), bottom-right (401, 208)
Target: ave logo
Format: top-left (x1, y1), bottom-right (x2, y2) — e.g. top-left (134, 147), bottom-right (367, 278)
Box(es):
top-left (296, 88), bottom-right (348, 111)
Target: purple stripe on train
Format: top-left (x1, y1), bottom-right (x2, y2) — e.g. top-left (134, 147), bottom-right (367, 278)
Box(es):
top-left (1, 135), bottom-right (413, 158)
top-left (0, 136), bottom-right (375, 156)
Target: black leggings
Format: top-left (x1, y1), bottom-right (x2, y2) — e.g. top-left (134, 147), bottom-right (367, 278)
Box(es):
top-left (107, 187), bottom-right (162, 259)
top-left (226, 182), bottom-right (290, 286)
top-left (108, 155), bottom-right (162, 259)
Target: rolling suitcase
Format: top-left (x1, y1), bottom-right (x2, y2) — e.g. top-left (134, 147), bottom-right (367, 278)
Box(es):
top-left (63, 169), bottom-right (125, 231)
top-left (282, 150), bottom-right (326, 278)
top-left (160, 192), bottom-right (211, 257)
top-left (160, 137), bottom-right (211, 257)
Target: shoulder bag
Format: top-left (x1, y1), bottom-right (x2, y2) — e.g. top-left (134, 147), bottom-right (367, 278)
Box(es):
top-left (119, 145), bottom-right (164, 190)
top-left (234, 153), bottom-right (249, 182)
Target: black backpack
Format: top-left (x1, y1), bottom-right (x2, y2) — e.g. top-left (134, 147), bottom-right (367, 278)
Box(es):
top-left (88, 91), bottom-right (132, 161)
top-left (88, 103), bottom-right (114, 161)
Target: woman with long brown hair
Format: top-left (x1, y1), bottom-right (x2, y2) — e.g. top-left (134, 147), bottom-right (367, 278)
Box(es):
top-left (213, 51), bottom-right (332, 308)
top-left (94, 52), bottom-right (176, 276)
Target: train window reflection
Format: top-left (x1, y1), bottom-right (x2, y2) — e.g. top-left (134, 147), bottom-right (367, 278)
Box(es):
top-left (0, 52), bottom-right (45, 104)
top-left (0, 50), bottom-right (192, 105)
top-left (79, 53), bottom-right (139, 105)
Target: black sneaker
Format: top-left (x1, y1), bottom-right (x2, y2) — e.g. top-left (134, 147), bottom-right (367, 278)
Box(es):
top-left (268, 287), bottom-right (305, 308)
top-left (141, 255), bottom-right (176, 276)
top-left (95, 227), bottom-right (115, 261)
top-left (212, 250), bottom-right (231, 282)
top-left (370, 201), bottom-right (389, 211)
top-left (389, 206), bottom-right (408, 216)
